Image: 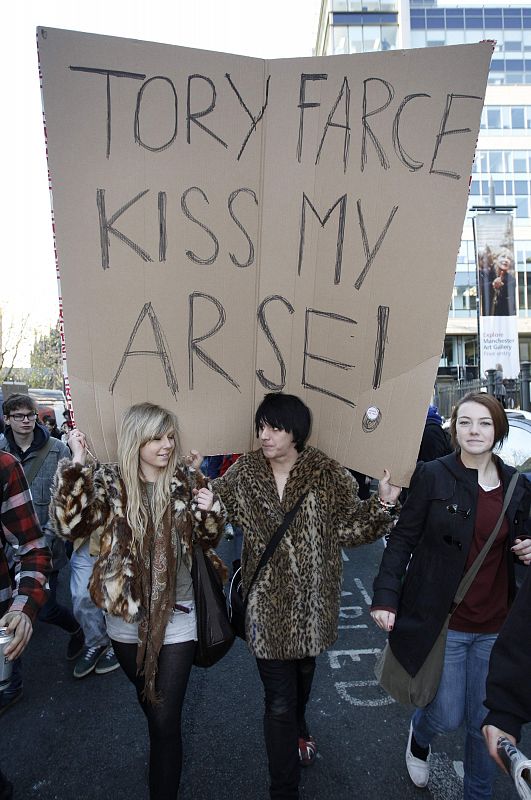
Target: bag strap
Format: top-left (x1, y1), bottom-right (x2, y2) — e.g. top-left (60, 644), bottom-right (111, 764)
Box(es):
top-left (22, 437), bottom-right (54, 486)
top-left (452, 470), bottom-right (519, 611)
top-left (243, 491), bottom-right (308, 605)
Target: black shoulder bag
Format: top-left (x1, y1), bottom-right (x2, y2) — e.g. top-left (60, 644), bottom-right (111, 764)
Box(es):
top-left (192, 543), bottom-right (235, 669)
top-left (228, 492), bottom-right (308, 640)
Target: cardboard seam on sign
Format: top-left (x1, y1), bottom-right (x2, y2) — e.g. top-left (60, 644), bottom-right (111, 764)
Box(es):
top-left (251, 55), bottom-right (269, 447)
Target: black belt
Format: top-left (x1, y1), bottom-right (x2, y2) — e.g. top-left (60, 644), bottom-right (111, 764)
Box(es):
top-left (172, 604), bottom-right (192, 614)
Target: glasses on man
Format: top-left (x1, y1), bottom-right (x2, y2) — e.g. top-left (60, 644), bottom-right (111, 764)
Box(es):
top-left (9, 413), bottom-right (38, 422)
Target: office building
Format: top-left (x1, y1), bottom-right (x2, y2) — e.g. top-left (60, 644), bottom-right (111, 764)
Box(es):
top-left (316, 0), bottom-right (531, 379)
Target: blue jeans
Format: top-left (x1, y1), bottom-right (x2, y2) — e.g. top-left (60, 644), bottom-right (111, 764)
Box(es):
top-left (412, 630), bottom-right (498, 800)
top-left (70, 541), bottom-right (108, 649)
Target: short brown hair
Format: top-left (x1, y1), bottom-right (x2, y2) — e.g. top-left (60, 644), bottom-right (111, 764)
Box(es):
top-left (3, 393), bottom-right (38, 417)
top-left (449, 391), bottom-right (509, 450)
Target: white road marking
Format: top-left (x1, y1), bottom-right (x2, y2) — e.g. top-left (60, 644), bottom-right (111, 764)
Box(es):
top-left (341, 549), bottom-right (349, 562)
top-left (338, 624), bottom-right (368, 630)
top-left (354, 577), bottom-right (372, 606)
top-left (339, 606), bottom-right (363, 619)
top-left (335, 679), bottom-right (395, 707)
top-left (327, 648), bottom-right (380, 669)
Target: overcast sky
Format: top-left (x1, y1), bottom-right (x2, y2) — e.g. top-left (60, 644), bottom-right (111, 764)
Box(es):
top-left (1, 0), bottom-right (321, 364)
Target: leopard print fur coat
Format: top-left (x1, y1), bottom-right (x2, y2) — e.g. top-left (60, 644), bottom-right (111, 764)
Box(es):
top-left (214, 446), bottom-right (394, 659)
top-left (50, 460), bottom-right (226, 622)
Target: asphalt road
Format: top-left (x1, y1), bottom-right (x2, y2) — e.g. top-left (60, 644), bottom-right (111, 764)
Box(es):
top-left (3, 537), bottom-right (528, 799)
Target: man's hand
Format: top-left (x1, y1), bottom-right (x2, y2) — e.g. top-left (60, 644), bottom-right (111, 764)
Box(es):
top-left (0, 611), bottom-right (33, 660)
top-left (186, 450), bottom-right (203, 471)
top-left (378, 469), bottom-right (401, 506)
top-left (482, 725), bottom-right (516, 773)
top-left (193, 487), bottom-right (214, 512)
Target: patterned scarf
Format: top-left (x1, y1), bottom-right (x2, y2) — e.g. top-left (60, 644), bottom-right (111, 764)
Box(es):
top-left (136, 502), bottom-right (178, 704)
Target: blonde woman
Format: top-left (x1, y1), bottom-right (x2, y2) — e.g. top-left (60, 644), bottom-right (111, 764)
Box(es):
top-left (50, 403), bottom-right (226, 800)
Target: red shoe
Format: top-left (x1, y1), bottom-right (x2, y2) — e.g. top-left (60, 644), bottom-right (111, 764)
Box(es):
top-left (298, 735), bottom-right (318, 767)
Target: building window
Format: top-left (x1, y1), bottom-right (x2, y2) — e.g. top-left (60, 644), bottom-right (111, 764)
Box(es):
top-left (363, 25), bottom-right (383, 51)
top-left (333, 26), bottom-right (348, 53)
top-left (482, 106), bottom-right (531, 131)
top-left (518, 271), bottom-right (526, 311)
top-left (410, 30), bottom-right (426, 48)
top-left (381, 26), bottom-right (397, 49)
top-left (516, 197), bottom-right (529, 218)
top-left (513, 153), bottom-right (529, 172)
top-left (503, 8), bottom-right (523, 28)
top-left (349, 26), bottom-right (364, 52)
top-left (489, 152), bottom-right (503, 172)
top-left (487, 108), bottom-right (501, 129)
top-left (427, 29), bottom-right (445, 46)
top-left (442, 336), bottom-right (455, 367)
top-left (464, 12), bottom-right (484, 31)
top-left (464, 336), bottom-right (478, 367)
top-left (446, 30), bottom-right (466, 46)
top-left (484, 10), bottom-right (503, 29)
top-left (488, 72), bottom-right (505, 85)
top-left (501, 107), bottom-right (512, 129)
top-left (520, 338), bottom-right (531, 362)
top-left (504, 39), bottom-right (523, 54)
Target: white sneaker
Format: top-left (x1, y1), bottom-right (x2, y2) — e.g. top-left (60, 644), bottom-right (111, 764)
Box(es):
top-left (405, 722), bottom-right (430, 788)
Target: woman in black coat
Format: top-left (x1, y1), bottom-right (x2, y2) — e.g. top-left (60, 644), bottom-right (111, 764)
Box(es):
top-left (371, 392), bottom-right (531, 800)
top-left (482, 566), bottom-right (531, 769)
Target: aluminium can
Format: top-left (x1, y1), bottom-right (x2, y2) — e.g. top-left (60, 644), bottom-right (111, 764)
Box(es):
top-left (0, 627), bottom-right (14, 689)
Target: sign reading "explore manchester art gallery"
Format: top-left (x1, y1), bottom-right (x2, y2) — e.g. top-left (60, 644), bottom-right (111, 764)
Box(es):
top-left (38, 28), bottom-right (492, 485)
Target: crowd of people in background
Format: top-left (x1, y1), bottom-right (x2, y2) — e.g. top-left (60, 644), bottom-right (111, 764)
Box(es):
top-left (0, 390), bottom-right (529, 800)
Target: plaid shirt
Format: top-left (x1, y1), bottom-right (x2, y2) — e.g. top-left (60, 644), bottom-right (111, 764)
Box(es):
top-left (0, 450), bottom-right (51, 622)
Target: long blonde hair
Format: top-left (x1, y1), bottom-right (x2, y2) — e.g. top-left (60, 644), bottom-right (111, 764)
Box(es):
top-left (118, 403), bottom-right (181, 549)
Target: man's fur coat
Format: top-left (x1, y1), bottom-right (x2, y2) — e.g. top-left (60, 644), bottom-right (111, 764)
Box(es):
top-left (214, 446), bottom-right (394, 660)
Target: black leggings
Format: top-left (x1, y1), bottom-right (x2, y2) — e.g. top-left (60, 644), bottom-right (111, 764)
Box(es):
top-left (112, 639), bottom-right (196, 800)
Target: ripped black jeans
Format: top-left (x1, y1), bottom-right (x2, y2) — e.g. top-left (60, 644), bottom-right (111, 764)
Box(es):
top-left (256, 656), bottom-right (316, 800)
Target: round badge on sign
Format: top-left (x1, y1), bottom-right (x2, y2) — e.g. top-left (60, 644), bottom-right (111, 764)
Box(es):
top-left (362, 406), bottom-right (382, 432)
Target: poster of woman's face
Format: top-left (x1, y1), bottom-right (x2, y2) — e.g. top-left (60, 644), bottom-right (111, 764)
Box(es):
top-left (475, 216), bottom-right (517, 318)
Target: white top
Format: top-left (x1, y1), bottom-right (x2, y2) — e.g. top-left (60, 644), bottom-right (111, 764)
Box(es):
top-left (106, 600), bottom-right (197, 644)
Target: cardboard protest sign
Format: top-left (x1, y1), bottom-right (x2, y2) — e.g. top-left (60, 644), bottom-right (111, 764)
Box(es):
top-left (38, 27), bottom-right (492, 485)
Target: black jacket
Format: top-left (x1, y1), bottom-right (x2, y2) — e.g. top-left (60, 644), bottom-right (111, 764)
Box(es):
top-left (418, 419), bottom-right (452, 463)
top-left (372, 452), bottom-right (531, 676)
top-left (483, 567), bottom-right (531, 741)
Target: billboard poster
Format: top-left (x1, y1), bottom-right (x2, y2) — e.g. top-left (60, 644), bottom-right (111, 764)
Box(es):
top-left (475, 213), bottom-right (520, 380)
